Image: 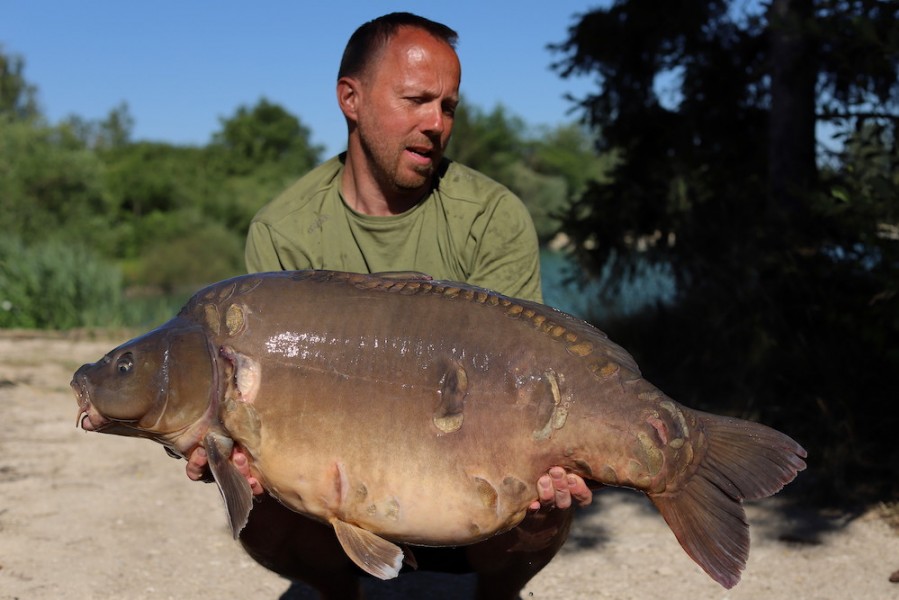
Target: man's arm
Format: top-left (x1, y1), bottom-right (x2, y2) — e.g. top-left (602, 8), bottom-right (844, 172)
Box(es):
top-left (245, 220), bottom-right (286, 274)
top-left (466, 194), bottom-right (543, 302)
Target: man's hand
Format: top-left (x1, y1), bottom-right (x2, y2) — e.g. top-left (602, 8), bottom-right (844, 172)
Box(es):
top-left (529, 466), bottom-right (594, 512)
top-left (185, 446), bottom-right (265, 496)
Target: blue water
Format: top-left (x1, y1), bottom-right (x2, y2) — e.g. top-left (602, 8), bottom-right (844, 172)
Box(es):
top-left (540, 250), bottom-right (676, 321)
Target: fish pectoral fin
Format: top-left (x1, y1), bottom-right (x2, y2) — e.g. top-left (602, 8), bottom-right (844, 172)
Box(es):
top-left (204, 432), bottom-right (253, 539)
top-left (330, 518), bottom-right (404, 580)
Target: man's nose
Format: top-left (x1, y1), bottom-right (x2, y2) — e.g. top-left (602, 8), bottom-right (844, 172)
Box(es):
top-left (421, 103), bottom-right (447, 136)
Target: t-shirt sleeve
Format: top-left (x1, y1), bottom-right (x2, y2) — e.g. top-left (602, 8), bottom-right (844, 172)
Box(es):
top-left (467, 194), bottom-right (543, 303)
top-left (245, 220), bottom-right (286, 274)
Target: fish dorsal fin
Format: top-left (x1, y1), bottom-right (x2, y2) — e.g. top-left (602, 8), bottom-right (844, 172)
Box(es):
top-left (370, 271), bottom-right (433, 281)
top-left (204, 432), bottom-right (253, 539)
top-left (330, 518), bottom-right (404, 580)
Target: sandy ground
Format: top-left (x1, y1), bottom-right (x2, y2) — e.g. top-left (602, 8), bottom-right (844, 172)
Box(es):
top-left (1, 329), bottom-right (897, 600)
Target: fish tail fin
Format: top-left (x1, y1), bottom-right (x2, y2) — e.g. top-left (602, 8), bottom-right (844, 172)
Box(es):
top-left (648, 412), bottom-right (807, 589)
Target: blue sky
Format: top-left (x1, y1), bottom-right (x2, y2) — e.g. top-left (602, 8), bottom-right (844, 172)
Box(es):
top-left (3, 1), bottom-right (610, 156)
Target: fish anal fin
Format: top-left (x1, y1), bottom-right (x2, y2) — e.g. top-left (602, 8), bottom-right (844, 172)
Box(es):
top-left (649, 412), bottom-right (807, 589)
top-left (330, 518), bottom-right (403, 580)
top-left (204, 432), bottom-right (253, 539)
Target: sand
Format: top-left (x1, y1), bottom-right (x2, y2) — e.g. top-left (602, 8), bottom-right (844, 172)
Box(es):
top-left (1, 330), bottom-right (896, 599)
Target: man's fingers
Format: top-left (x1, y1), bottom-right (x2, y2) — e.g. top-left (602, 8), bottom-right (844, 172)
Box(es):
top-left (184, 444), bottom-right (262, 494)
top-left (567, 474), bottom-right (594, 507)
top-left (530, 467), bottom-right (572, 512)
top-left (528, 467), bottom-right (597, 513)
top-left (232, 449), bottom-right (265, 496)
top-left (549, 467), bottom-right (572, 509)
top-left (185, 447), bottom-right (208, 481)
top-left (537, 473), bottom-right (554, 502)
top-left (530, 473), bottom-right (554, 510)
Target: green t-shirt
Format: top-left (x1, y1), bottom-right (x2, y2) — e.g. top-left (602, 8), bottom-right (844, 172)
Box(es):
top-left (245, 155), bottom-right (543, 302)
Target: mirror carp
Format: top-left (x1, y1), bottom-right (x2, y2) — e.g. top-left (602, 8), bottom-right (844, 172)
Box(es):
top-left (71, 270), bottom-right (806, 588)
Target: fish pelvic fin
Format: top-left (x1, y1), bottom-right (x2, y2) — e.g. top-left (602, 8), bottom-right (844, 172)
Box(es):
top-left (204, 432), bottom-right (253, 539)
top-left (330, 518), bottom-right (404, 580)
top-left (648, 412), bottom-right (807, 589)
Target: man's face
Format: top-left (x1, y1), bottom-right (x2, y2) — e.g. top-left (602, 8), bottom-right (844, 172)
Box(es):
top-left (354, 27), bottom-right (461, 195)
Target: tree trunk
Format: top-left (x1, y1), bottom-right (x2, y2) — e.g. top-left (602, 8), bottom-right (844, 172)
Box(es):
top-left (767, 0), bottom-right (818, 218)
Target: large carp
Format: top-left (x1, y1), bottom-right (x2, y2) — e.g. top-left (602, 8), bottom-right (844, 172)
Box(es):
top-left (71, 270), bottom-right (806, 589)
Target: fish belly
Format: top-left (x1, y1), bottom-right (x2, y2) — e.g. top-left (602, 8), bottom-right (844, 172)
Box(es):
top-left (244, 369), bottom-right (564, 544)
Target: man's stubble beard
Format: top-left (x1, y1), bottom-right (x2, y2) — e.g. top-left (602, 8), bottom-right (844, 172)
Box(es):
top-left (358, 127), bottom-right (436, 194)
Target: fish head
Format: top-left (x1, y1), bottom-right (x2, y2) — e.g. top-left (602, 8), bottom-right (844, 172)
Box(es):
top-left (71, 316), bottom-right (219, 446)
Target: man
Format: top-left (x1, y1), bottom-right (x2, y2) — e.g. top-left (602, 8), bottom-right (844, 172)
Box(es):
top-left (188, 12), bottom-right (593, 599)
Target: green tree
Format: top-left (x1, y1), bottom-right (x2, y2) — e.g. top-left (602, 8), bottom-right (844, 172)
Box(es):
top-left (449, 100), bottom-right (611, 241)
top-left (211, 97), bottom-right (323, 175)
top-left (527, 123), bottom-right (612, 199)
top-left (63, 101), bottom-right (135, 150)
top-left (449, 100), bottom-right (527, 175)
top-left (135, 220), bottom-right (244, 294)
top-left (523, 124), bottom-right (616, 241)
top-left (0, 50), bottom-right (331, 327)
top-left (0, 119), bottom-right (113, 249)
top-left (103, 142), bottom-right (210, 220)
top-left (553, 0), bottom-right (899, 500)
top-left (0, 46), bottom-right (39, 121)
top-left (207, 98), bottom-right (325, 238)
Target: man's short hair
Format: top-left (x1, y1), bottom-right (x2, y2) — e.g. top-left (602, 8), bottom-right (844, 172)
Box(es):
top-left (338, 12), bottom-right (459, 80)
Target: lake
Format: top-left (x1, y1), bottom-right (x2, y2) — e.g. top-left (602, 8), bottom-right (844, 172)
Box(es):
top-left (540, 250), bottom-right (676, 321)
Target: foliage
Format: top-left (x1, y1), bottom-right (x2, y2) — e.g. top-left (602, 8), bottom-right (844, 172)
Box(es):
top-left (0, 50), bottom-right (333, 328)
top-left (1, 47), bottom-right (598, 330)
top-left (210, 97), bottom-right (324, 176)
top-left (0, 235), bottom-right (123, 329)
top-left (450, 101), bottom-right (527, 175)
top-left (0, 46), bottom-right (39, 120)
top-left (449, 100), bottom-right (613, 241)
top-left (135, 219), bottom-right (246, 293)
top-left (62, 101), bottom-right (135, 150)
top-left (0, 118), bottom-right (115, 250)
top-left (553, 0), bottom-right (899, 501)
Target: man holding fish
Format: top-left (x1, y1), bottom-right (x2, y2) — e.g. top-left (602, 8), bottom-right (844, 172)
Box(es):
top-left (187, 11), bottom-right (592, 599)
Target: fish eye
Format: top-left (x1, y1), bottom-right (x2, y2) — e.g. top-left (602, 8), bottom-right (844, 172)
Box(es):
top-left (116, 353), bottom-right (134, 374)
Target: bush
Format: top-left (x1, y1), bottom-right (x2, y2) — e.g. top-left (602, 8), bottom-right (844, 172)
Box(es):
top-left (0, 236), bottom-right (123, 329)
top-left (135, 222), bottom-right (245, 293)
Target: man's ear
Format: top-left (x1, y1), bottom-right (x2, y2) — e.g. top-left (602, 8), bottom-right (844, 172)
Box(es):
top-left (337, 77), bottom-right (361, 121)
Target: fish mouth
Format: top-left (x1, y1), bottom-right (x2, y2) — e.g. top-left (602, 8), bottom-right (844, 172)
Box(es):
top-left (71, 375), bottom-right (110, 432)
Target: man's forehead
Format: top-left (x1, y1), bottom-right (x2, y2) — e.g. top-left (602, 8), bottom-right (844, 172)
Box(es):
top-left (367, 28), bottom-right (460, 86)
top-left (384, 27), bottom-right (456, 62)
top-left (405, 44), bottom-right (427, 63)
